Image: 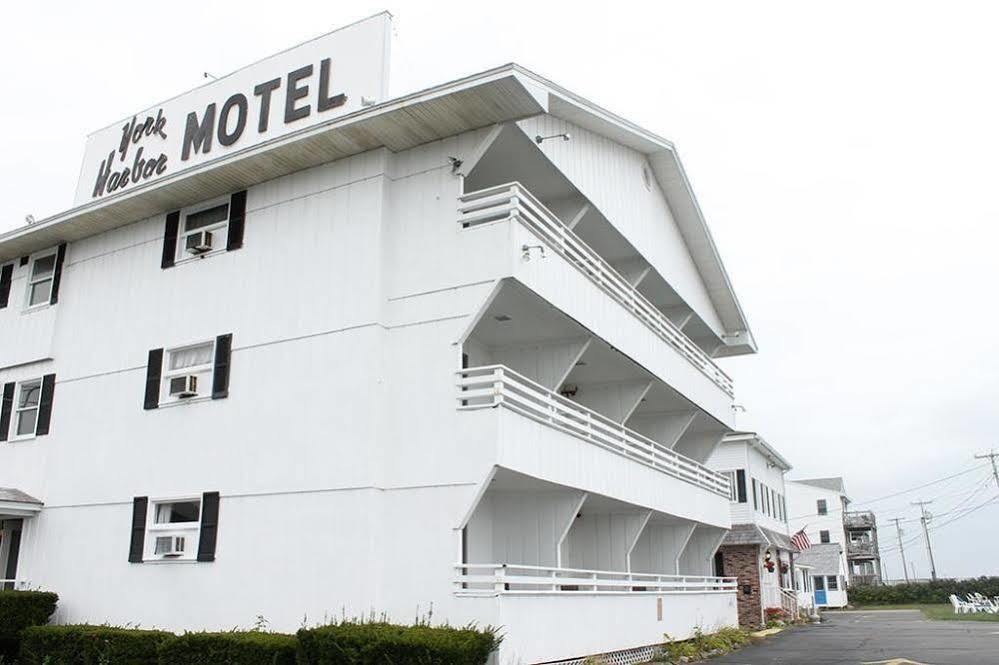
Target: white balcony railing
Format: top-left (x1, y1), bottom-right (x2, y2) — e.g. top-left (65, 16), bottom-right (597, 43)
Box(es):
top-left (458, 183), bottom-right (734, 397)
top-left (0, 579), bottom-right (29, 590)
top-left (455, 563), bottom-right (737, 595)
top-left (457, 365), bottom-right (730, 498)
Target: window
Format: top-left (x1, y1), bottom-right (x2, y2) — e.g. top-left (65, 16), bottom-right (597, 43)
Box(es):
top-left (26, 253), bottom-right (56, 308)
top-left (817, 499), bottom-right (828, 515)
top-left (827, 575), bottom-right (839, 590)
top-left (850, 531), bottom-right (870, 544)
top-left (177, 202), bottom-right (229, 261)
top-left (820, 530), bottom-right (830, 543)
top-left (723, 470), bottom-right (747, 503)
top-left (813, 575), bottom-right (825, 591)
top-left (13, 379), bottom-right (42, 438)
top-left (148, 498), bottom-right (202, 560)
top-left (752, 479), bottom-right (758, 510)
top-left (162, 341), bottom-right (215, 403)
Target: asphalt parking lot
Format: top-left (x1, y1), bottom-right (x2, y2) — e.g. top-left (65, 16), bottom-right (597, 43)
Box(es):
top-left (711, 610), bottom-right (999, 665)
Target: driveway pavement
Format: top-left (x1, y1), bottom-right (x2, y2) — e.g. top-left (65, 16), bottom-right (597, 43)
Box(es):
top-left (711, 610), bottom-right (999, 665)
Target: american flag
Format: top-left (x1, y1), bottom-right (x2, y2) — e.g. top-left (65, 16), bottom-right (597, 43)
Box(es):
top-left (791, 529), bottom-right (811, 551)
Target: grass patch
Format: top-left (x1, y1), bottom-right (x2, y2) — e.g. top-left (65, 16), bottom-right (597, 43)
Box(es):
top-left (848, 603), bottom-right (999, 622)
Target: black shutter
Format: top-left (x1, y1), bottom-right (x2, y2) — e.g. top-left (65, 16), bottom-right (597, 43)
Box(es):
top-left (736, 469), bottom-right (747, 503)
top-left (197, 491), bottom-right (220, 562)
top-left (211, 334), bottom-right (232, 399)
top-left (226, 191), bottom-right (246, 251)
top-left (161, 211), bottom-right (180, 269)
top-left (0, 383), bottom-right (14, 442)
top-left (128, 496), bottom-right (148, 563)
top-left (35, 374), bottom-right (56, 436)
top-left (143, 349), bottom-right (163, 410)
top-left (49, 243), bottom-right (67, 305)
top-left (0, 264), bottom-right (13, 309)
top-left (752, 479), bottom-right (758, 510)
top-left (18, 256), bottom-right (28, 267)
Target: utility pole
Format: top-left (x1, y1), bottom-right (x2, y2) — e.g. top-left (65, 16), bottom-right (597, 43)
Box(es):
top-left (974, 449), bottom-right (999, 490)
top-left (911, 500), bottom-right (937, 581)
top-left (889, 517), bottom-right (909, 583)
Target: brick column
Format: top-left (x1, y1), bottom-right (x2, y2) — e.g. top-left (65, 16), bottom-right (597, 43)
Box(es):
top-left (720, 544), bottom-right (762, 630)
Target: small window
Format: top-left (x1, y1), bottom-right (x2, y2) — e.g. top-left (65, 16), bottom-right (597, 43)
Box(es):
top-left (817, 499), bottom-right (828, 515)
top-left (13, 379), bottom-right (42, 438)
top-left (26, 253), bottom-right (56, 308)
top-left (148, 498), bottom-right (202, 560)
top-left (162, 341), bottom-right (215, 402)
top-left (752, 479), bottom-right (758, 510)
top-left (820, 530), bottom-right (830, 543)
top-left (178, 203), bottom-right (229, 260)
top-left (827, 575), bottom-right (839, 590)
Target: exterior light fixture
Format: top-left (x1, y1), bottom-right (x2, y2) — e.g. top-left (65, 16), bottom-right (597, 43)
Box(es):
top-left (521, 244), bottom-right (546, 261)
top-left (535, 133), bottom-right (571, 144)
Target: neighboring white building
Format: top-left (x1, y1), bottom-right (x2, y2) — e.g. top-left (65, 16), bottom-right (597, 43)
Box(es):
top-left (0, 14), bottom-right (760, 665)
top-left (706, 432), bottom-right (809, 628)
top-left (786, 477), bottom-right (850, 608)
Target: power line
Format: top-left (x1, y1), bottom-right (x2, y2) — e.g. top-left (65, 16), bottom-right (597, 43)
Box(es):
top-left (786, 462), bottom-right (989, 522)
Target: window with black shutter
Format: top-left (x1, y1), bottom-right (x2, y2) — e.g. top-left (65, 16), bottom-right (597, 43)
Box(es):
top-left (736, 469), bottom-right (747, 503)
top-left (161, 190), bottom-right (247, 267)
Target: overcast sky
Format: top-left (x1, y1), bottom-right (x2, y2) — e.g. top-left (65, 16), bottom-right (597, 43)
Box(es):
top-left (3, 1), bottom-right (997, 579)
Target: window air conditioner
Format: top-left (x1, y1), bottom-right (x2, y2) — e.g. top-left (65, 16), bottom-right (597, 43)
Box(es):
top-left (185, 231), bottom-right (214, 255)
top-left (154, 535), bottom-right (186, 558)
top-left (169, 375), bottom-right (198, 398)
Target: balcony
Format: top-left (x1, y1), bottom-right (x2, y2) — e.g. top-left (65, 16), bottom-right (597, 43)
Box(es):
top-left (457, 365), bottom-right (730, 498)
top-left (848, 540), bottom-right (878, 557)
top-left (457, 183), bottom-right (734, 397)
top-left (845, 511), bottom-right (876, 529)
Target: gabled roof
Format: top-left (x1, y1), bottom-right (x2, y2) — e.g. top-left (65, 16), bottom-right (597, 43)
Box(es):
top-left (795, 542), bottom-right (843, 576)
top-left (0, 64), bottom-right (754, 350)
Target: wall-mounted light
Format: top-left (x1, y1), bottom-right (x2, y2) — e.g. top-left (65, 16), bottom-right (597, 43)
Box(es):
top-left (521, 244), bottom-right (546, 261)
top-left (535, 133), bottom-right (571, 144)
top-left (731, 404), bottom-right (746, 413)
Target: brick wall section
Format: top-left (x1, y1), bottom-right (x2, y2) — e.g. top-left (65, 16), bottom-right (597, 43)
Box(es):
top-left (720, 544), bottom-right (762, 630)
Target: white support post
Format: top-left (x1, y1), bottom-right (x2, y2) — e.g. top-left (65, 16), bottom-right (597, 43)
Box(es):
top-left (675, 523), bottom-right (698, 575)
top-left (625, 510), bottom-right (654, 573)
top-left (556, 492), bottom-right (589, 568)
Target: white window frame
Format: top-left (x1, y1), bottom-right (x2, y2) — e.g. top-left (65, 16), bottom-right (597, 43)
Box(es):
top-left (161, 339), bottom-right (216, 405)
top-left (146, 496), bottom-right (202, 562)
top-left (11, 378), bottom-right (43, 441)
top-left (24, 250), bottom-right (58, 311)
top-left (176, 196), bottom-right (231, 264)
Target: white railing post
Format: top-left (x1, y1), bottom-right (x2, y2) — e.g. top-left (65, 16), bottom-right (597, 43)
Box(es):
top-left (493, 367), bottom-right (504, 407)
top-left (494, 565), bottom-right (506, 593)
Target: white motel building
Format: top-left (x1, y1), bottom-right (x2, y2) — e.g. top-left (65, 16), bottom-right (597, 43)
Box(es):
top-left (0, 14), bottom-right (762, 664)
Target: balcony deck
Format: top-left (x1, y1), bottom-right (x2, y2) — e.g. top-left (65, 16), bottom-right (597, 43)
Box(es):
top-left (458, 365), bottom-right (729, 498)
top-left (457, 183), bottom-right (734, 397)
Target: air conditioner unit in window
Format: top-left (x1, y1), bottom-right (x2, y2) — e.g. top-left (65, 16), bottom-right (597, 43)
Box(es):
top-left (169, 375), bottom-right (198, 398)
top-left (154, 535), bottom-right (186, 558)
top-left (185, 231), bottom-right (214, 255)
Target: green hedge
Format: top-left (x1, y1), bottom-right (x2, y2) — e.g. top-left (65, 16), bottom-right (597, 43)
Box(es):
top-left (850, 577), bottom-right (999, 605)
top-left (19, 625), bottom-right (171, 665)
top-left (296, 622), bottom-right (500, 665)
top-left (157, 631), bottom-right (297, 665)
top-left (0, 591), bottom-right (58, 660)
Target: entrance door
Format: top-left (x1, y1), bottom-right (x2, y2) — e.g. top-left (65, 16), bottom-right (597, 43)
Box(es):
top-left (813, 575), bottom-right (826, 606)
top-left (2, 520), bottom-right (23, 590)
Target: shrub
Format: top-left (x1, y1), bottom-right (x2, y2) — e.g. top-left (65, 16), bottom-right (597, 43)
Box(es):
top-left (0, 590), bottom-right (58, 660)
top-left (296, 622), bottom-right (500, 664)
top-left (157, 631), bottom-right (298, 665)
top-left (19, 625), bottom-right (171, 665)
top-left (655, 627), bottom-right (751, 663)
top-left (849, 577), bottom-right (999, 605)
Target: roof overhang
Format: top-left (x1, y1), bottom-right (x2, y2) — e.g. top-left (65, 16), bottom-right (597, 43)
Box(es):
top-left (0, 488), bottom-right (43, 518)
top-left (724, 431), bottom-right (792, 471)
top-left (0, 63), bottom-right (756, 351)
